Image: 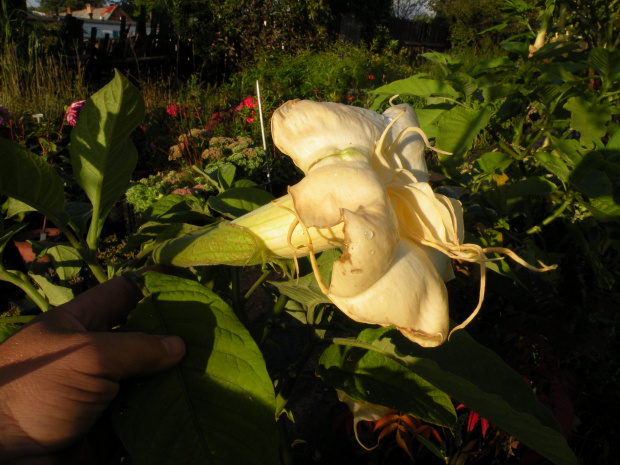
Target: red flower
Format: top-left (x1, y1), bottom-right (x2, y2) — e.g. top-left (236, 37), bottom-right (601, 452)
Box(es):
top-left (348, 96), bottom-right (354, 100)
top-left (166, 104), bottom-right (180, 116)
top-left (368, 75), bottom-right (375, 80)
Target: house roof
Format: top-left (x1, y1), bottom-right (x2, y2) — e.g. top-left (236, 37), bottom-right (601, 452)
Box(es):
top-left (67, 5), bottom-right (133, 22)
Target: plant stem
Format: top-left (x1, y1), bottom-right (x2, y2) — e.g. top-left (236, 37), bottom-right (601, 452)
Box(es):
top-left (526, 193), bottom-right (573, 234)
top-left (244, 270), bottom-right (270, 300)
top-left (0, 268), bottom-right (51, 312)
top-left (57, 222), bottom-right (108, 283)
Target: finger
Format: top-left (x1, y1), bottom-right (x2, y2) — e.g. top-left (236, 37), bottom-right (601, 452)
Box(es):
top-left (59, 277), bottom-right (144, 331)
top-left (85, 332), bottom-right (186, 380)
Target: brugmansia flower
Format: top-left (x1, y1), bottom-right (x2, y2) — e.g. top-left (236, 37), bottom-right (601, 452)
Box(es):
top-left (153, 99), bottom-right (556, 347)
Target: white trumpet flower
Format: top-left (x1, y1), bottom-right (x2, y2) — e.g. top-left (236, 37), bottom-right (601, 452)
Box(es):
top-left (153, 98), bottom-right (556, 347)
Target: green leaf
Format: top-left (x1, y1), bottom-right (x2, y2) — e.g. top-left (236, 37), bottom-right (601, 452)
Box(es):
top-left (0, 224), bottom-right (27, 259)
top-left (435, 106), bottom-right (494, 165)
top-left (45, 245), bottom-right (83, 284)
top-left (270, 249), bottom-right (339, 312)
top-left (0, 139), bottom-right (66, 221)
top-left (589, 47), bottom-right (620, 89)
top-left (29, 273), bottom-right (74, 306)
top-left (533, 151), bottom-right (570, 182)
top-left (563, 96), bottom-right (612, 146)
top-left (207, 187), bottom-right (275, 219)
top-left (469, 57), bottom-right (515, 76)
top-left (216, 163), bottom-right (236, 191)
top-left (500, 41), bottom-right (530, 59)
top-left (317, 329), bottom-right (456, 428)
top-left (474, 152), bottom-right (513, 174)
top-left (370, 76), bottom-right (459, 111)
top-left (111, 272), bottom-right (278, 465)
top-left (5, 198), bottom-right (36, 218)
top-left (63, 202), bottom-right (93, 235)
top-left (506, 176), bottom-right (557, 199)
top-left (70, 71), bottom-right (145, 240)
top-left (329, 327), bottom-right (579, 465)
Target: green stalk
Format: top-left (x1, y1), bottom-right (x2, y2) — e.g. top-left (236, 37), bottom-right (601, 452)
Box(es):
top-left (0, 268), bottom-right (51, 312)
top-left (57, 222), bottom-right (108, 284)
top-left (244, 270), bottom-right (271, 300)
top-left (526, 193), bottom-right (573, 234)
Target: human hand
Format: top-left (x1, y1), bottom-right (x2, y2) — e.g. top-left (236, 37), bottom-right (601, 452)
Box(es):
top-left (0, 275), bottom-right (186, 464)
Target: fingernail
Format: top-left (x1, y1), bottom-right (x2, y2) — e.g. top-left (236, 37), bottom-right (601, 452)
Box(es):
top-left (156, 335), bottom-right (185, 358)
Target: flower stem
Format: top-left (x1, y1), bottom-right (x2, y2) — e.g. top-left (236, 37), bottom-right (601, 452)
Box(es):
top-left (0, 268), bottom-right (51, 312)
top-left (526, 193), bottom-right (573, 235)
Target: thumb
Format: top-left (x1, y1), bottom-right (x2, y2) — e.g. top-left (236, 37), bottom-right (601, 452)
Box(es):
top-left (86, 332), bottom-right (186, 381)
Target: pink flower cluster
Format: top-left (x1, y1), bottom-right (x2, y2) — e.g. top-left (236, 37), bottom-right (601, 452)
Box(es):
top-left (235, 96), bottom-right (258, 123)
top-left (65, 100), bottom-right (86, 127)
top-left (205, 96), bottom-right (259, 130)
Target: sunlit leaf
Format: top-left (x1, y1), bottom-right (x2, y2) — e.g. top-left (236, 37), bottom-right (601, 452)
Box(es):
top-left (111, 272), bottom-right (279, 465)
top-left (70, 71), bottom-right (145, 238)
top-left (0, 139), bottom-right (66, 222)
top-left (207, 187), bottom-right (275, 219)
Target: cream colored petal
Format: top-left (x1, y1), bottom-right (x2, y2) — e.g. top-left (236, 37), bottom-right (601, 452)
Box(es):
top-left (329, 238), bottom-right (450, 348)
top-left (271, 100), bottom-right (387, 174)
top-left (373, 104), bottom-right (428, 184)
top-left (387, 176), bottom-right (463, 249)
top-left (290, 156), bottom-right (399, 297)
top-left (337, 391), bottom-right (391, 450)
top-left (420, 244), bottom-right (456, 282)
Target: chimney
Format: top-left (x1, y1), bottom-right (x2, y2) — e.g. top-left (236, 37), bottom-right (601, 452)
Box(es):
top-left (87, 3), bottom-right (93, 18)
top-left (66, 6), bottom-right (71, 14)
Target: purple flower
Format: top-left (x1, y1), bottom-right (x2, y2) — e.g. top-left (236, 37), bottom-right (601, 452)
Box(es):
top-left (65, 100), bottom-right (86, 127)
top-left (0, 105), bottom-right (10, 126)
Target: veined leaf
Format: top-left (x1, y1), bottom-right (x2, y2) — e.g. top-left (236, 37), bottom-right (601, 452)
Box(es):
top-left (0, 139), bottom-right (66, 222)
top-left (70, 71), bottom-right (145, 239)
top-left (111, 272), bottom-right (279, 465)
top-left (327, 327), bottom-right (579, 465)
top-left (435, 106), bottom-right (494, 166)
top-left (370, 76), bottom-right (459, 111)
top-left (29, 273), bottom-right (74, 306)
top-left (208, 187), bottom-right (275, 219)
top-left (563, 96), bottom-right (612, 146)
top-left (317, 330), bottom-right (457, 428)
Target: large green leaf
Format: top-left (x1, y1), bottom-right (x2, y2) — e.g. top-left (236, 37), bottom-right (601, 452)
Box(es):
top-left (0, 139), bottom-right (66, 221)
top-left (435, 106), bottom-right (494, 168)
top-left (70, 71), bottom-right (145, 239)
top-left (326, 327), bottom-right (578, 465)
top-left (563, 96), bottom-right (612, 146)
top-left (589, 47), bottom-right (620, 90)
top-left (317, 331), bottom-right (457, 428)
top-left (111, 272), bottom-right (279, 465)
top-left (208, 187), bottom-right (275, 219)
top-left (370, 76), bottom-right (459, 111)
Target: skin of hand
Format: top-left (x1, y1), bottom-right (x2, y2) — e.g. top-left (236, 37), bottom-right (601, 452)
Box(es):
top-left (0, 275), bottom-right (186, 464)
